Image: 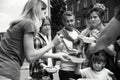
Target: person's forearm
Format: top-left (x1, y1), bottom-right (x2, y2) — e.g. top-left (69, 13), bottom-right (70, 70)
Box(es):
top-left (42, 53), bottom-right (60, 59)
top-left (27, 42), bottom-right (54, 63)
top-left (75, 64), bottom-right (81, 75)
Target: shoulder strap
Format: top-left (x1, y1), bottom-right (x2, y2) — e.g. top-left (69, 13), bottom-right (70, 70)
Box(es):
top-left (34, 33), bottom-right (47, 49)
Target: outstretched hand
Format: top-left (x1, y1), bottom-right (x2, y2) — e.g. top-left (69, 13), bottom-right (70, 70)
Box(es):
top-left (57, 52), bottom-right (71, 62)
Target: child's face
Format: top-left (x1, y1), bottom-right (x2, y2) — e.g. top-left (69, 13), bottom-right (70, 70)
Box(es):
top-left (92, 61), bottom-right (105, 71)
top-left (41, 24), bottom-right (51, 35)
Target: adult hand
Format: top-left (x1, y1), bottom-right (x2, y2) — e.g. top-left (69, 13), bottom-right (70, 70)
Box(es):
top-left (57, 52), bottom-right (71, 62)
top-left (90, 29), bottom-right (100, 39)
top-left (52, 34), bottom-right (63, 46)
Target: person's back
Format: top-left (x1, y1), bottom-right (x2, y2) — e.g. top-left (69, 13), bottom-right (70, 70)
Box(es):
top-left (0, 0), bottom-right (65, 80)
top-left (0, 19), bottom-right (35, 80)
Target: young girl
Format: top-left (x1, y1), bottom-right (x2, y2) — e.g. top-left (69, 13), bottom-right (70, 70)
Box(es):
top-left (0, 0), bottom-right (70, 80)
top-left (30, 18), bottom-right (62, 80)
top-left (75, 50), bottom-right (116, 80)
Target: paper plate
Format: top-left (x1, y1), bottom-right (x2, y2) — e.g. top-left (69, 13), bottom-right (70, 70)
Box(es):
top-left (69, 56), bottom-right (85, 63)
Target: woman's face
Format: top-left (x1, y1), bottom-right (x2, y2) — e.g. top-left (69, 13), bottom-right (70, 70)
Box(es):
top-left (39, 1), bottom-right (47, 20)
top-left (89, 11), bottom-right (102, 27)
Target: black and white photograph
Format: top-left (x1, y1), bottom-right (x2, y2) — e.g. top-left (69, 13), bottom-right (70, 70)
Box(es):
top-left (0, 0), bottom-right (120, 80)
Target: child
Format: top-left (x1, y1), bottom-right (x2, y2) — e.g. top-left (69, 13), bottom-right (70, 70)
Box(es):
top-left (75, 50), bottom-right (116, 80)
top-left (30, 18), bottom-right (70, 80)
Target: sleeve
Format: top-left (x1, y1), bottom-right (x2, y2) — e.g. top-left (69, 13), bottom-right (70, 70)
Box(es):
top-left (105, 69), bottom-right (115, 80)
top-left (105, 69), bottom-right (113, 75)
top-left (34, 36), bottom-right (42, 49)
top-left (79, 68), bottom-right (89, 78)
top-left (22, 20), bottom-right (36, 34)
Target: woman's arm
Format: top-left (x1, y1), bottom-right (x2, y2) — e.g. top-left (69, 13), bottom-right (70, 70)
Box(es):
top-left (24, 33), bottom-right (62, 63)
top-left (42, 52), bottom-right (71, 62)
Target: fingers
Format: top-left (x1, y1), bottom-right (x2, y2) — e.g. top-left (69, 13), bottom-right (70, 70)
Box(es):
top-left (61, 55), bottom-right (71, 61)
top-left (52, 33), bottom-right (63, 46)
top-left (91, 29), bottom-right (100, 39)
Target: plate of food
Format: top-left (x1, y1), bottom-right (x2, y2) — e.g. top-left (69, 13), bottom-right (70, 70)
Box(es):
top-left (69, 56), bottom-right (85, 63)
top-left (45, 66), bottom-right (57, 73)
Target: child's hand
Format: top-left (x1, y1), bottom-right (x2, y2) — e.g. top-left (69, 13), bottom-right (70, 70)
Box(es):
top-left (52, 34), bottom-right (63, 46)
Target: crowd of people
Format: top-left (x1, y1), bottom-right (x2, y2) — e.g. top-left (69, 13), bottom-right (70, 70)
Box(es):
top-left (0, 0), bottom-right (120, 80)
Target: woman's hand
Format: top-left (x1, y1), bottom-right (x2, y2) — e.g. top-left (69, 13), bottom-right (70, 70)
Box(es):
top-left (56, 52), bottom-right (71, 62)
top-left (90, 29), bottom-right (100, 39)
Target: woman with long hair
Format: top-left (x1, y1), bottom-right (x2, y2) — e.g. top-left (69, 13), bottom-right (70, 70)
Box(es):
top-left (0, 0), bottom-right (70, 80)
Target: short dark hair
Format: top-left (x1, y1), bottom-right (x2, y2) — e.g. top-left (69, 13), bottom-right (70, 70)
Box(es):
top-left (91, 50), bottom-right (107, 63)
top-left (62, 11), bottom-right (75, 20)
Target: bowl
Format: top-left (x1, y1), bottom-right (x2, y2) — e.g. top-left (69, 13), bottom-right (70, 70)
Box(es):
top-left (45, 67), bottom-right (57, 73)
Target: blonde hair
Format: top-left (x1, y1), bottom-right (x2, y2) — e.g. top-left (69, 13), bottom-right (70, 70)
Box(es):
top-left (21, 0), bottom-right (47, 28)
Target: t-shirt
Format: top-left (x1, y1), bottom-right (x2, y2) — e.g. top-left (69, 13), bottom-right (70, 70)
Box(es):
top-left (56, 28), bottom-right (81, 71)
top-left (80, 67), bottom-right (113, 80)
top-left (0, 19), bottom-right (35, 80)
